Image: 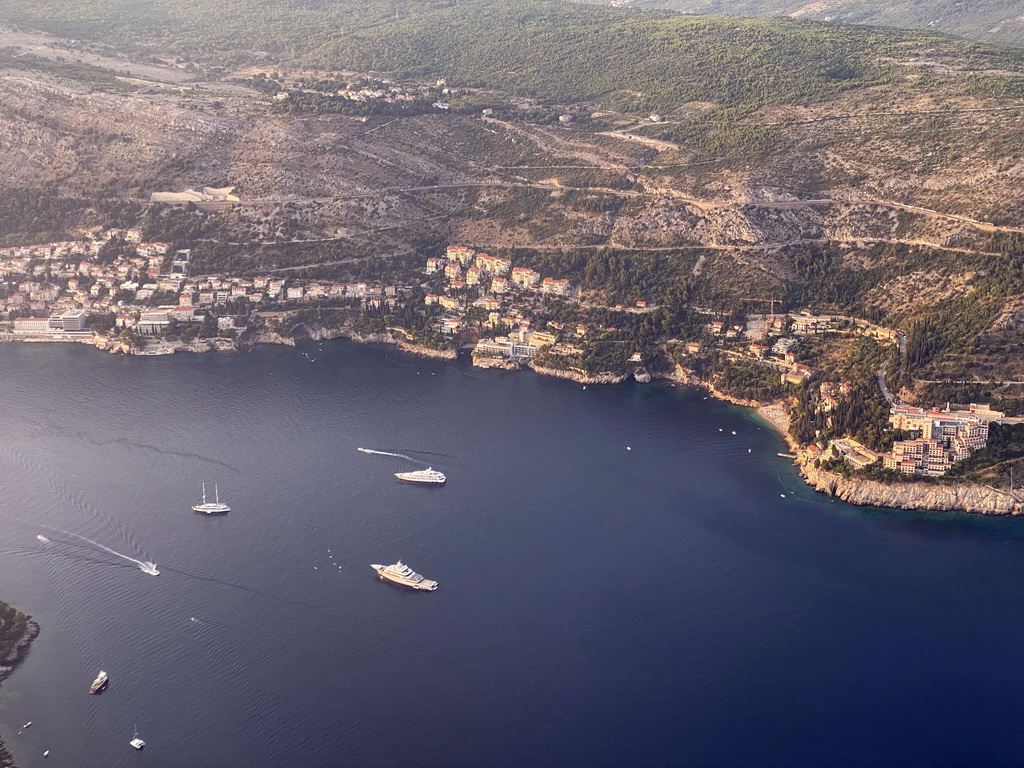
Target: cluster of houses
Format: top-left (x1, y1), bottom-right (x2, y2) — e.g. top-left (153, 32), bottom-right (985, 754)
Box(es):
top-left (1, 230), bottom-right (171, 327)
top-left (423, 245), bottom-right (575, 337)
top-left (0, 229), bottom-right (419, 339)
top-left (276, 78), bottom-right (453, 108)
top-left (120, 276), bottom-right (413, 335)
top-left (710, 319), bottom-right (816, 383)
top-left (808, 403), bottom-right (1001, 477)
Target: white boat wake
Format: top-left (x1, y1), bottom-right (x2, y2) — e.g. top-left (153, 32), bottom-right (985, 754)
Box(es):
top-left (357, 447), bottom-right (416, 462)
top-left (35, 527), bottom-right (158, 575)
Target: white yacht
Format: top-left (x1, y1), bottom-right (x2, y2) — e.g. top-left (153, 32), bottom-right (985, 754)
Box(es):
top-left (89, 670), bottom-right (109, 694)
top-left (192, 483), bottom-right (230, 514)
top-left (394, 468), bottom-right (446, 485)
top-left (129, 725), bottom-right (145, 750)
top-left (371, 561), bottom-right (438, 591)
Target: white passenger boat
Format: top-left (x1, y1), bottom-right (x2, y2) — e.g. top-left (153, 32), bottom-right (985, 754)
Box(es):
top-left (371, 561), bottom-right (438, 591)
top-left (394, 468), bottom-right (446, 484)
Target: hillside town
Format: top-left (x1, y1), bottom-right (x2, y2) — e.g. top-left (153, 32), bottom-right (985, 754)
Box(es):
top-left (0, 235), bottom-right (580, 353)
top-left (0, 232), bottom-right (1014, 482)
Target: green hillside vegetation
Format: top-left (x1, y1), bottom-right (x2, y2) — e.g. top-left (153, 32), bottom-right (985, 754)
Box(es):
top-left (305, 1), bottom-right (1024, 113)
top-left (0, 600), bottom-right (30, 658)
top-left (609, 0), bottom-right (1024, 48)
top-left (0, 0), bottom-right (453, 64)
top-left (5, 0), bottom-right (1024, 116)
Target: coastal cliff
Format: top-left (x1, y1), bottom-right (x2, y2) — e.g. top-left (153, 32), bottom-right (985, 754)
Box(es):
top-left (237, 324), bottom-right (455, 359)
top-left (749, 392), bottom-right (1024, 517)
top-left (396, 342), bottom-right (456, 360)
top-left (529, 363), bottom-right (630, 385)
top-left (798, 462), bottom-right (1024, 515)
top-left (751, 402), bottom-right (1024, 516)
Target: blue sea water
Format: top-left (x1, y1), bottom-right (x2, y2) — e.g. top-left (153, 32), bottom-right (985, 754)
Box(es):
top-left (2, 341), bottom-right (1024, 767)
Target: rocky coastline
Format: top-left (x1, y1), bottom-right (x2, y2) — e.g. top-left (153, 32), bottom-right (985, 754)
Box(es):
top-left (11, 329), bottom-right (1024, 516)
top-left (748, 395), bottom-right (1024, 516)
top-left (797, 462), bottom-right (1024, 515)
top-left (0, 618), bottom-right (40, 768)
top-left (528, 363), bottom-right (631, 385)
top-left (396, 342), bottom-right (457, 360)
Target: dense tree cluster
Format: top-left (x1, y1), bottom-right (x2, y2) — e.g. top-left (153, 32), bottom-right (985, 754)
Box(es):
top-left (0, 601), bottom-right (29, 658)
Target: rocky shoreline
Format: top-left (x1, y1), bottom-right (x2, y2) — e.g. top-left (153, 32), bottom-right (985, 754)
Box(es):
top-left (10, 330), bottom-right (1023, 516)
top-left (0, 618), bottom-right (40, 768)
top-left (798, 463), bottom-right (1024, 515)
top-left (528, 363), bottom-right (631, 385)
top-left (0, 620), bottom-right (39, 684)
top-left (748, 396), bottom-right (1024, 516)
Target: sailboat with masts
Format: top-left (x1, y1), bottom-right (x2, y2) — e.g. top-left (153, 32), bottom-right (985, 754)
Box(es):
top-left (192, 483), bottom-right (230, 515)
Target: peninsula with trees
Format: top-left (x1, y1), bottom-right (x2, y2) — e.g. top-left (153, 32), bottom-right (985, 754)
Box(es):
top-left (0, 601), bottom-right (39, 768)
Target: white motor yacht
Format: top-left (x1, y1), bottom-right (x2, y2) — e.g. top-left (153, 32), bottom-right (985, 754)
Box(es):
top-left (371, 561), bottom-right (438, 590)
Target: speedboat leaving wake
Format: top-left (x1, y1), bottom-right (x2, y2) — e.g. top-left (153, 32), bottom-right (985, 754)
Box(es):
top-left (357, 447), bottom-right (416, 461)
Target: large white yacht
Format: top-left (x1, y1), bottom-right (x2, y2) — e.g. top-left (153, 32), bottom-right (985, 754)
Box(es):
top-left (394, 468), bottom-right (446, 484)
top-left (89, 670), bottom-right (109, 694)
top-left (371, 561), bottom-right (438, 591)
top-left (192, 483), bottom-right (230, 514)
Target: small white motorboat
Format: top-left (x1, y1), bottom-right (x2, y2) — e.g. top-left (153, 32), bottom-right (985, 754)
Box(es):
top-left (129, 724), bottom-right (145, 750)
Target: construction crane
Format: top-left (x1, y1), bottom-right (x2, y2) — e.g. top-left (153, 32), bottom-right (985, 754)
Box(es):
top-left (738, 297), bottom-right (780, 327)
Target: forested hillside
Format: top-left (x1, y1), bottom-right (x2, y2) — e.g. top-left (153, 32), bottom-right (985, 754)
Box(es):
top-left (4, 0), bottom-right (1024, 110)
top-left (603, 0), bottom-right (1024, 48)
top-left (303, 2), bottom-right (1024, 113)
top-left (0, 0), bottom-right (455, 63)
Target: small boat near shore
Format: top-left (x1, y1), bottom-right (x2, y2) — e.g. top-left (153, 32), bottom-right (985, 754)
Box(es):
top-left (90, 670), bottom-right (108, 694)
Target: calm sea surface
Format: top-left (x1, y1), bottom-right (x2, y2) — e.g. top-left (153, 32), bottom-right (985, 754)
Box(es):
top-left (3, 341), bottom-right (1024, 767)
